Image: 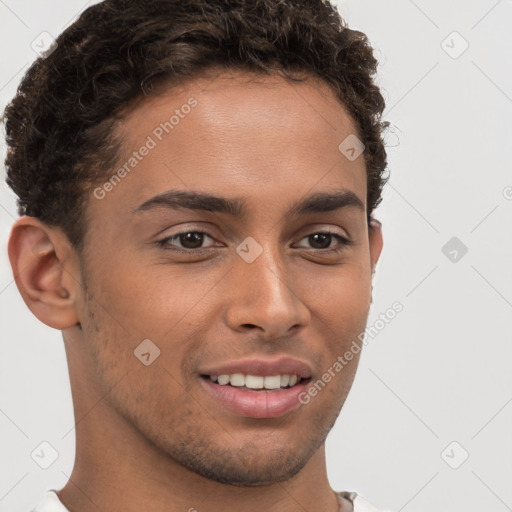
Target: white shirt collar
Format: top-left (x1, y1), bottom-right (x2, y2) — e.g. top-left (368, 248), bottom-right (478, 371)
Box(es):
top-left (33, 489), bottom-right (391, 512)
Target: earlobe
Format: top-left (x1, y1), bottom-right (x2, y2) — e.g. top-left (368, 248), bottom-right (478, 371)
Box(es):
top-left (8, 216), bottom-right (80, 330)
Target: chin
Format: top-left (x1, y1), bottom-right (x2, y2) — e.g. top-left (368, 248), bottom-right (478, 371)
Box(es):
top-left (180, 450), bottom-right (310, 487)
top-left (160, 432), bottom-right (321, 487)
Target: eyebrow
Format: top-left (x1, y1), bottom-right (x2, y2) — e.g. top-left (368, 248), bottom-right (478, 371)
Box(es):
top-left (132, 188), bottom-right (365, 219)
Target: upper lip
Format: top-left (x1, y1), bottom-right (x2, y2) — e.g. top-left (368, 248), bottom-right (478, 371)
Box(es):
top-left (200, 356), bottom-right (313, 379)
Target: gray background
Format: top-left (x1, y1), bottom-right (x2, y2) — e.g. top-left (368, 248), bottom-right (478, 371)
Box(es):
top-left (1, 1), bottom-right (511, 511)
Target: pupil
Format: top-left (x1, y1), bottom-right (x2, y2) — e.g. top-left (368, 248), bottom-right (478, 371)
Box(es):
top-left (310, 233), bottom-right (331, 249)
top-left (180, 232), bottom-right (204, 249)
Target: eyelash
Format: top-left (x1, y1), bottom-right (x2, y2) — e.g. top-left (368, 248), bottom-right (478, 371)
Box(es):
top-left (155, 229), bottom-right (354, 255)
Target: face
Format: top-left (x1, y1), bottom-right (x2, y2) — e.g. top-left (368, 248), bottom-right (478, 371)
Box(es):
top-left (72, 69), bottom-right (382, 486)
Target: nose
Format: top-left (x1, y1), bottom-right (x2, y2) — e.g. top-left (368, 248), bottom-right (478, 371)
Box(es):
top-left (224, 242), bottom-right (310, 340)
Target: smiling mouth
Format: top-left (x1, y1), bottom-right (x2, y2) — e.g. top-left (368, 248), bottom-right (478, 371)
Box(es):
top-left (200, 373), bottom-right (311, 392)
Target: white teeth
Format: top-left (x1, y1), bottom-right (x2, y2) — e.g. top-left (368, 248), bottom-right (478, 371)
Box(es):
top-left (264, 375), bottom-right (281, 389)
top-left (217, 374), bottom-right (230, 385)
top-left (245, 375), bottom-right (264, 389)
top-left (209, 373), bottom-right (302, 389)
top-left (229, 373), bottom-right (245, 387)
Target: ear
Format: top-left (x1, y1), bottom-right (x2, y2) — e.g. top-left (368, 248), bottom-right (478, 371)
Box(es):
top-left (368, 218), bottom-right (383, 274)
top-left (8, 216), bottom-right (81, 330)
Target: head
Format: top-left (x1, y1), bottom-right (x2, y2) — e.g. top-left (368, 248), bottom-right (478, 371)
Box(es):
top-left (4, 0), bottom-right (388, 487)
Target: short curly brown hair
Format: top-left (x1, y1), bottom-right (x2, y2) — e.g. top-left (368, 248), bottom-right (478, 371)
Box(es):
top-left (2, 0), bottom-right (389, 252)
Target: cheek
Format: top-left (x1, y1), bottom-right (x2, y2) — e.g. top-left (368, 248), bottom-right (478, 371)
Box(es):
top-left (85, 255), bottom-right (193, 339)
top-left (308, 261), bottom-right (372, 324)
top-left (303, 266), bottom-right (372, 383)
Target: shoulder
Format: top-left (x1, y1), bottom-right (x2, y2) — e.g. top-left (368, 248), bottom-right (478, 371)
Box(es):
top-left (30, 490), bottom-right (70, 512)
top-left (336, 490), bottom-right (395, 512)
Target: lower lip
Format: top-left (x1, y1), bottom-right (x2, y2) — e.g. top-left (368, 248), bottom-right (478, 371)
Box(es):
top-left (200, 377), bottom-right (310, 419)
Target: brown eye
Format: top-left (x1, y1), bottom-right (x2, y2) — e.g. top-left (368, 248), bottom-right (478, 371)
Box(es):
top-left (157, 230), bottom-right (216, 251)
top-left (177, 232), bottom-right (206, 249)
top-left (295, 231), bottom-right (353, 253)
top-left (307, 233), bottom-right (333, 249)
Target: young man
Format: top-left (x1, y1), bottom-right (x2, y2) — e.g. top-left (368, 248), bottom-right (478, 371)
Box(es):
top-left (3, 0), bottom-right (392, 510)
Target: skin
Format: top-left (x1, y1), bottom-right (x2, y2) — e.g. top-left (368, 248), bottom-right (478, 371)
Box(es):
top-left (8, 69), bottom-right (383, 512)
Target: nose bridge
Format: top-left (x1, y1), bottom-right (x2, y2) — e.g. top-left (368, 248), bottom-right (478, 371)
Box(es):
top-left (246, 240), bottom-right (290, 302)
top-left (226, 236), bottom-right (309, 338)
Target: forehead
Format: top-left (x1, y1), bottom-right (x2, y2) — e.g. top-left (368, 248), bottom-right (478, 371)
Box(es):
top-left (91, 69), bottom-right (367, 221)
